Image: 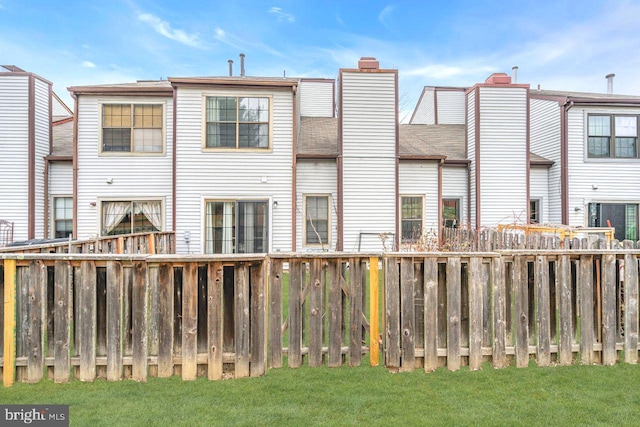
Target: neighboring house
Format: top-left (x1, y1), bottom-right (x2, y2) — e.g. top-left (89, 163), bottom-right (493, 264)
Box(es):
top-left (4, 59), bottom-right (640, 252)
top-left (0, 65), bottom-right (52, 243)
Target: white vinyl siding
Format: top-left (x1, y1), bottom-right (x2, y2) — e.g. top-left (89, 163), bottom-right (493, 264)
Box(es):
top-left (341, 71), bottom-right (396, 251)
top-left (49, 161), bottom-right (73, 238)
top-left (530, 98), bottom-right (561, 223)
top-left (52, 95), bottom-right (71, 117)
top-left (410, 87), bottom-right (435, 124)
top-left (442, 166), bottom-right (468, 226)
top-left (296, 160), bottom-right (337, 251)
top-left (436, 90), bottom-right (466, 124)
top-left (299, 80), bottom-right (334, 117)
top-left (76, 95), bottom-right (173, 240)
top-left (567, 106), bottom-right (640, 227)
top-left (467, 90), bottom-right (476, 228)
top-left (0, 74), bottom-right (29, 241)
top-left (34, 77), bottom-right (50, 238)
top-left (478, 86), bottom-right (528, 226)
top-left (175, 87), bottom-right (293, 254)
top-left (530, 167), bottom-right (549, 224)
top-left (399, 162), bottom-right (439, 234)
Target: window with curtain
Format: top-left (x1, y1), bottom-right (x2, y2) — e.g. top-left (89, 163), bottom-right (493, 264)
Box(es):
top-left (304, 195), bottom-right (330, 246)
top-left (204, 200), bottom-right (268, 253)
top-left (102, 104), bottom-right (163, 153)
top-left (401, 196), bottom-right (423, 243)
top-left (205, 97), bottom-right (270, 149)
top-left (102, 200), bottom-right (162, 236)
top-left (442, 198), bottom-right (460, 228)
top-left (588, 115), bottom-right (639, 159)
top-left (53, 197), bottom-right (73, 238)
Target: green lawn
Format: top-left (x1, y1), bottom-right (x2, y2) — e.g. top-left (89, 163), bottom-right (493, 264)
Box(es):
top-left (2, 362), bottom-right (640, 426)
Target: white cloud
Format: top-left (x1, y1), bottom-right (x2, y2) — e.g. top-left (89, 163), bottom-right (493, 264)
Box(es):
top-left (268, 7), bottom-right (295, 23)
top-left (138, 13), bottom-right (203, 48)
top-left (82, 61), bottom-right (96, 68)
top-left (214, 27), bottom-right (283, 58)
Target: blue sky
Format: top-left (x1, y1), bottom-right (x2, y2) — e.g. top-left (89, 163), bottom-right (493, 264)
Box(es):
top-left (1, 0), bottom-right (639, 121)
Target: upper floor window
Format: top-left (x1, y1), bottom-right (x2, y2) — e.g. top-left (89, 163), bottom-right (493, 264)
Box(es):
top-left (588, 114), bottom-right (638, 159)
top-left (205, 97), bottom-right (270, 149)
top-left (401, 196), bottom-right (423, 243)
top-left (102, 104), bottom-right (164, 153)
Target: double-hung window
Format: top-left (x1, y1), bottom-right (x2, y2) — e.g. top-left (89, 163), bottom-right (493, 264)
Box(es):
top-left (205, 200), bottom-right (269, 254)
top-left (53, 197), bottom-right (73, 238)
top-left (205, 97), bottom-right (270, 149)
top-left (401, 196), bottom-right (423, 243)
top-left (102, 104), bottom-right (163, 153)
top-left (102, 200), bottom-right (163, 236)
top-left (304, 195), bottom-right (330, 247)
top-left (588, 114), bottom-right (639, 159)
top-left (442, 198), bottom-right (460, 228)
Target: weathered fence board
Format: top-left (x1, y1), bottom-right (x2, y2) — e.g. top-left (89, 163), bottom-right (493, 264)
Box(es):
top-left (447, 257), bottom-right (461, 371)
top-left (268, 259), bottom-right (283, 369)
top-left (157, 263), bottom-right (174, 377)
top-left (328, 259), bottom-right (344, 367)
top-left (250, 261), bottom-right (266, 377)
top-left (535, 256), bottom-right (551, 366)
top-left (423, 258), bottom-right (438, 372)
top-left (106, 261), bottom-right (123, 381)
top-left (468, 257), bottom-right (483, 371)
top-left (492, 257), bottom-right (507, 368)
top-left (400, 257), bottom-right (415, 371)
top-left (384, 257), bottom-right (400, 369)
top-left (207, 262), bottom-right (223, 380)
top-left (349, 258), bottom-right (363, 367)
top-left (26, 261), bottom-right (45, 383)
top-left (515, 256), bottom-right (529, 368)
top-left (79, 261), bottom-right (97, 381)
top-left (181, 262), bottom-right (198, 381)
top-left (53, 261), bottom-right (70, 383)
top-left (132, 262), bottom-right (148, 382)
top-left (601, 254), bottom-right (617, 365)
top-left (234, 263), bottom-right (250, 378)
top-left (579, 255), bottom-right (595, 364)
top-left (308, 259), bottom-right (324, 367)
top-left (288, 259), bottom-right (303, 368)
top-left (624, 253), bottom-right (639, 364)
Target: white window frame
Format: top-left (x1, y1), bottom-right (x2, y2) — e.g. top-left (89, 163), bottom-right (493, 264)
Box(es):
top-left (99, 198), bottom-right (165, 236)
top-left (400, 195), bottom-right (425, 244)
top-left (585, 111), bottom-right (640, 161)
top-left (303, 194), bottom-right (332, 248)
top-left (99, 102), bottom-right (166, 156)
top-left (203, 198), bottom-right (270, 254)
top-left (202, 94), bottom-right (273, 152)
top-left (51, 195), bottom-right (73, 239)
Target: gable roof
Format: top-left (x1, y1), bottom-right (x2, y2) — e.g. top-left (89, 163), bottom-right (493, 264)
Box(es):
top-left (531, 89), bottom-right (640, 104)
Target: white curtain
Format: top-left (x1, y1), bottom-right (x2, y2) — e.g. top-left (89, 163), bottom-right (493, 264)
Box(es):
top-left (242, 202), bottom-right (254, 253)
top-left (223, 202), bottom-right (233, 254)
top-left (138, 201), bottom-right (162, 231)
top-left (103, 202), bottom-right (131, 234)
top-left (205, 202), bottom-right (214, 253)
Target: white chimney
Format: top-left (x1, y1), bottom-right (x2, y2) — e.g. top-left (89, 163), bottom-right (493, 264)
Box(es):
top-left (606, 73), bottom-right (615, 94)
top-left (512, 66), bottom-right (518, 83)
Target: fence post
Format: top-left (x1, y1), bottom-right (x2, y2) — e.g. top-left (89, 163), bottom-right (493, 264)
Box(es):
top-left (3, 259), bottom-right (16, 387)
top-left (369, 257), bottom-right (379, 367)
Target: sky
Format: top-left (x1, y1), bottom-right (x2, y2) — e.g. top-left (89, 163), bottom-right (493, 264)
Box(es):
top-left (1, 0), bottom-right (639, 122)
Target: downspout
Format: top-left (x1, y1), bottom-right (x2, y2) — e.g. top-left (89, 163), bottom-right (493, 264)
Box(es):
top-left (28, 75), bottom-right (35, 239)
top-left (172, 85), bottom-right (177, 233)
top-left (337, 72), bottom-right (344, 251)
top-left (72, 92), bottom-right (78, 239)
top-left (44, 159), bottom-right (49, 238)
top-left (560, 99), bottom-right (573, 224)
top-left (438, 159), bottom-right (443, 240)
top-left (291, 84), bottom-right (298, 251)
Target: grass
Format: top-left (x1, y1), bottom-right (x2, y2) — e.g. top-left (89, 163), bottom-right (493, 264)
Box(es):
top-left (2, 362), bottom-right (640, 426)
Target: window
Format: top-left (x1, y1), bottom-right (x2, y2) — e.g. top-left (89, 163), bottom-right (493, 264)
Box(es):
top-left (304, 195), bottom-right (330, 246)
top-left (401, 196), bottom-right (423, 243)
top-left (588, 202), bottom-right (638, 241)
top-left (102, 200), bottom-right (162, 236)
top-left (205, 200), bottom-right (268, 253)
top-left (53, 197), bottom-right (73, 238)
top-left (530, 199), bottom-right (540, 224)
top-left (205, 97), bottom-right (270, 149)
top-left (102, 104), bottom-right (163, 153)
top-left (588, 115), bottom-right (639, 159)
top-left (442, 198), bottom-right (460, 228)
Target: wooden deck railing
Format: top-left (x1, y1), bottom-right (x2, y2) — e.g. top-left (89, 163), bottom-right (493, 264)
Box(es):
top-left (1, 246), bottom-right (639, 386)
top-left (0, 231), bottom-right (175, 255)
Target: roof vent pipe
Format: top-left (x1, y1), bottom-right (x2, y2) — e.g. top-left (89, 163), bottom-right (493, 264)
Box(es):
top-left (228, 60), bottom-right (233, 77)
top-left (606, 73), bottom-right (615, 94)
top-left (240, 53), bottom-right (246, 77)
top-left (512, 66), bottom-right (518, 83)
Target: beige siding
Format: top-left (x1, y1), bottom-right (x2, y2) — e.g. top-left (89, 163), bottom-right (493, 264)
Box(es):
top-left (296, 160), bottom-right (338, 251)
top-left (34, 77), bottom-right (50, 238)
top-left (530, 167), bottom-right (550, 223)
top-left (530, 98), bottom-right (561, 223)
top-left (0, 74), bottom-right (30, 241)
top-left (437, 90), bottom-right (466, 124)
top-left (478, 86), bottom-right (528, 226)
top-left (567, 106), bottom-right (640, 227)
top-left (76, 95), bottom-right (174, 239)
top-left (299, 80), bottom-right (334, 117)
top-left (175, 87), bottom-right (294, 254)
top-left (443, 166), bottom-right (468, 226)
top-left (399, 162), bottom-right (439, 234)
top-left (467, 90), bottom-right (476, 227)
top-left (410, 87), bottom-right (435, 124)
top-left (341, 71), bottom-right (396, 251)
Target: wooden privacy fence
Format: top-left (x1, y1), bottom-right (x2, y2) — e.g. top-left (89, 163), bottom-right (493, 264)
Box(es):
top-left (1, 247), bottom-right (640, 386)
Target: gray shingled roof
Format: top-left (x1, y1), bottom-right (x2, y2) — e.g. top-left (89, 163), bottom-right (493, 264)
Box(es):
top-left (298, 117), bottom-right (338, 156)
top-left (399, 124), bottom-right (466, 160)
top-left (51, 120), bottom-right (73, 157)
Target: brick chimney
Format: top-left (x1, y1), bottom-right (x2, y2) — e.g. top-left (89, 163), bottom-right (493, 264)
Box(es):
top-left (357, 57), bottom-right (379, 71)
top-left (485, 73), bottom-right (512, 85)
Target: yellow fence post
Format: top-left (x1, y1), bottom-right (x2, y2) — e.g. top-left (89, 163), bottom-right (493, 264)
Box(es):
top-left (369, 257), bottom-right (379, 366)
top-left (3, 259), bottom-right (16, 387)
